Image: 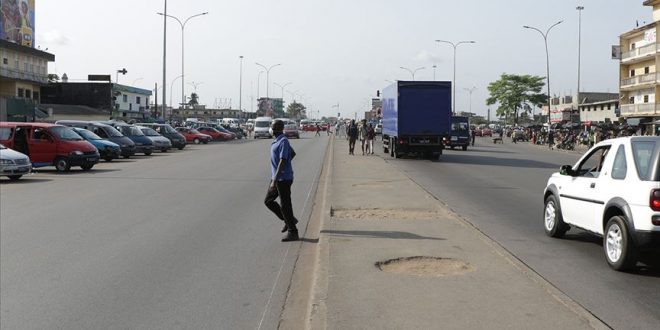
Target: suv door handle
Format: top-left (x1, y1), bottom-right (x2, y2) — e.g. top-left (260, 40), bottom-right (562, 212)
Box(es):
top-left (590, 183), bottom-right (596, 188)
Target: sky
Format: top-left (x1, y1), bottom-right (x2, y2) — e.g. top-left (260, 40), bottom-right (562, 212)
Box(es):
top-left (38, 0), bottom-right (651, 120)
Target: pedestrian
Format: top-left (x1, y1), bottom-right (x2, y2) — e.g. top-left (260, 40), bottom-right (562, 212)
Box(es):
top-left (326, 123), bottom-right (332, 136)
top-left (359, 120), bottom-right (368, 155)
top-left (315, 124), bottom-right (321, 137)
top-left (471, 128), bottom-right (476, 146)
top-left (347, 119), bottom-right (358, 155)
top-left (366, 123), bottom-right (375, 154)
top-left (512, 130), bottom-right (517, 144)
top-left (335, 122), bottom-right (341, 139)
top-left (548, 129), bottom-right (555, 149)
top-left (264, 120), bottom-right (300, 242)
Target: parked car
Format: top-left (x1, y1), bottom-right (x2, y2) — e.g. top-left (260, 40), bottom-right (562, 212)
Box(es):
top-left (136, 126), bottom-right (172, 152)
top-left (176, 127), bottom-right (211, 144)
top-left (543, 136), bottom-right (660, 271)
top-left (0, 122), bottom-right (99, 172)
top-left (197, 126), bottom-right (231, 141)
top-left (216, 126), bottom-right (237, 140)
top-left (283, 122), bottom-right (300, 139)
top-left (375, 123), bottom-right (383, 135)
top-left (0, 143), bottom-right (32, 180)
top-left (56, 120), bottom-right (136, 158)
top-left (136, 123), bottom-right (187, 150)
top-left (221, 125), bottom-right (244, 139)
top-left (71, 127), bottom-right (121, 162)
top-left (100, 121), bottom-right (154, 155)
top-left (481, 128), bottom-right (493, 137)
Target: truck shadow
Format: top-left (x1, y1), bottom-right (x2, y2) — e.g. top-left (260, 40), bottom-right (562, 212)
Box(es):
top-left (321, 229), bottom-right (444, 241)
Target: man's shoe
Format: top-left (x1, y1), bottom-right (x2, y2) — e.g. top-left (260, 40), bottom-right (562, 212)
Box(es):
top-left (281, 230), bottom-right (299, 242)
top-left (281, 219), bottom-right (299, 233)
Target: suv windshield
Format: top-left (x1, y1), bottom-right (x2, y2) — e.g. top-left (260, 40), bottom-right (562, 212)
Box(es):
top-left (631, 141), bottom-right (659, 181)
top-left (104, 126), bottom-right (124, 137)
top-left (255, 121), bottom-right (270, 128)
top-left (51, 126), bottom-right (84, 141)
top-left (162, 125), bottom-right (178, 134)
top-left (75, 129), bottom-right (102, 140)
top-left (141, 128), bottom-right (160, 136)
top-left (119, 126), bottom-right (144, 136)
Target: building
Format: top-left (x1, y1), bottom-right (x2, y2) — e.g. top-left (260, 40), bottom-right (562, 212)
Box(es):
top-left (578, 99), bottom-right (620, 124)
top-left (41, 81), bottom-right (152, 120)
top-left (619, 0), bottom-right (660, 134)
top-left (549, 92), bottom-right (619, 124)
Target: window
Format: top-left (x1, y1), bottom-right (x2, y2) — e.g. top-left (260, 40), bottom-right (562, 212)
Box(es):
top-left (645, 67), bottom-right (650, 74)
top-left (122, 94), bottom-right (127, 102)
top-left (601, 105), bottom-right (604, 110)
top-left (629, 96), bottom-right (635, 104)
top-left (17, 88), bottom-right (24, 98)
top-left (607, 104), bottom-right (611, 110)
top-left (644, 95), bottom-right (649, 103)
top-left (631, 141), bottom-right (658, 181)
top-left (25, 90), bottom-right (31, 99)
top-left (611, 146), bottom-right (627, 180)
top-left (33, 91), bottom-right (39, 100)
top-left (0, 127), bottom-right (13, 140)
top-left (2, 58), bottom-right (7, 65)
top-left (630, 69), bottom-right (636, 77)
top-left (576, 146), bottom-right (612, 178)
top-left (136, 96), bottom-right (141, 104)
top-left (24, 62), bottom-right (28, 72)
top-left (631, 42), bottom-right (636, 50)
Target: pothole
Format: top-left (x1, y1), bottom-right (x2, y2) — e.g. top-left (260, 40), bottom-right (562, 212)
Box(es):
top-left (375, 256), bottom-right (475, 277)
top-left (331, 208), bottom-right (447, 220)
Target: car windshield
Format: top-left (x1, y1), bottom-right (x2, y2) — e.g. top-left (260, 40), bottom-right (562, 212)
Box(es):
top-left (162, 125), bottom-right (178, 134)
top-left (51, 126), bottom-right (84, 141)
top-left (75, 129), bottom-right (102, 140)
top-left (104, 126), bottom-right (124, 137)
top-left (255, 121), bottom-right (270, 128)
top-left (141, 128), bottom-right (161, 136)
top-left (190, 129), bottom-right (200, 134)
top-left (120, 126), bottom-right (144, 136)
top-left (631, 141), bottom-right (659, 181)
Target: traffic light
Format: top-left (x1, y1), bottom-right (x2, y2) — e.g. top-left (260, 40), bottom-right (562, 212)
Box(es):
top-left (376, 90), bottom-right (380, 97)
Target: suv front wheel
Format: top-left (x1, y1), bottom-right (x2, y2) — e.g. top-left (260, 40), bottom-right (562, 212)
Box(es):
top-left (543, 195), bottom-right (569, 238)
top-left (604, 215), bottom-right (637, 271)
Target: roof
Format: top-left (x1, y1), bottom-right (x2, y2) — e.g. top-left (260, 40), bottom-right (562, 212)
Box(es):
top-left (620, 20), bottom-right (657, 38)
top-left (0, 121), bottom-right (60, 127)
top-left (0, 40), bottom-right (55, 61)
top-left (38, 104), bottom-right (112, 116)
top-left (578, 99), bottom-right (620, 107)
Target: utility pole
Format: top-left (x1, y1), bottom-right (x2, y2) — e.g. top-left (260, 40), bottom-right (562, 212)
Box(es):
top-left (577, 6), bottom-right (584, 107)
top-left (161, 0), bottom-right (167, 118)
top-left (239, 55), bottom-right (244, 111)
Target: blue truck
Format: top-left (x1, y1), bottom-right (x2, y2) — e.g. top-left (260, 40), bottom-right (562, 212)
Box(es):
top-left (382, 81), bottom-right (452, 159)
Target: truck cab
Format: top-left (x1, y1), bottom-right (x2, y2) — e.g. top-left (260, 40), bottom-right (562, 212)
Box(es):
top-left (445, 116), bottom-right (470, 151)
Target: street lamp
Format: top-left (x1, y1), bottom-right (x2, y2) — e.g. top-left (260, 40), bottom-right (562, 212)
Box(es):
top-left (157, 11), bottom-right (208, 109)
top-left (435, 39), bottom-right (476, 115)
top-left (523, 20), bottom-right (563, 133)
top-left (256, 71), bottom-right (264, 99)
top-left (170, 75), bottom-right (183, 110)
top-left (239, 56), bottom-right (244, 111)
top-left (116, 68), bottom-right (127, 84)
top-left (132, 77), bottom-right (143, 86)
top-left (432, 64), bottom-right (437, 81)
top-left (274, 82), bottom-right (292, 101)
top-left (463, 87), bottom-right (476, 114)
top-left (255, 62), bottom-right (281, 98)
top-left (399, 66), bottom-right (425, 81)
top-left (576, 6), bottom-right (584, 102)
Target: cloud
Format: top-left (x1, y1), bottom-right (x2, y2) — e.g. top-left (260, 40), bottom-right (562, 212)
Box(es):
top-left (37, 30), bottom-right (71, 46)
top-left (414, 50), bottom-right (443, 63)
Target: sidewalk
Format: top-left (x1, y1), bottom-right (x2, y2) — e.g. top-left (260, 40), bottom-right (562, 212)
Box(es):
top-left (305, 138), bottom-right (606, 329)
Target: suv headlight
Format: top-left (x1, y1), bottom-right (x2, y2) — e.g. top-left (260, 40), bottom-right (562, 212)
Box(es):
top-left (70, 150), bottom-right (84, 156)
top-left (0, 159), bottom-right (14, 165)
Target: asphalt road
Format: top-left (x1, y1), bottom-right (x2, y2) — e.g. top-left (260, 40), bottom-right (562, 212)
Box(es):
top-left (0, 133), bottom-right (328, 329)
top-left (381, 136), bottom-right (660, 330)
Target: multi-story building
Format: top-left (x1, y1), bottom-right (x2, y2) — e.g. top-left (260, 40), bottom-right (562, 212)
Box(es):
top-left (0, 39), bottom-right (55, 121)
top-left (548, 92), bottom-right (619, 124)
top-left (578, 99), bottom-right (620, 124)
top-left (619, 0), bottom-right (660, 134)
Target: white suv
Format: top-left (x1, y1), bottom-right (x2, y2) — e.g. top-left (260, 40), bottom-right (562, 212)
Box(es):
top-left (543, 137), bottom-right (660, 271)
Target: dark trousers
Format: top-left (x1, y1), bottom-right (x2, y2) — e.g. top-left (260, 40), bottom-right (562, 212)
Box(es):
top-left (349, 137), bottom-right (357, 154)
top-left (264, 180), bottom-right (298, 231)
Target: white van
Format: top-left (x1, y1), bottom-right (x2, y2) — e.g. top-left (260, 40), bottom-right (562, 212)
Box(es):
top-left (253, 117), bottom-right (273, 139)
top-left (221, 118), bottom-right (240, 128)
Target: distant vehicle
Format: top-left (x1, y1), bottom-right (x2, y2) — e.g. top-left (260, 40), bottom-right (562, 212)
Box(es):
top-left (283, 122), bottom-right (300, 139)
top-left (56, 120), bottom-right (136, 159)
top-left (136, 123), bottom-right (187, 150)
top-left (0, 122), bottom-right (99, 172)
top-left (445, 116), bottom-right (470, 151)
top-left (299, 119), bottom-right (311, 131)
top-left (136, 126), bottom-right (172, 152)
top-left (481, 128), bottom-right (493, 137)
top-left (175, 127), bottom-right (211, 144)
top-left (543, 137), bottom-right (660, 271)
top-left (382, 81), bottom-right (452, 159)
top-left (216, 126), bottom-right (238, 139)
top-left (375, 123), bottom-right (383, 135)
top-left (197, 126), bottom-right (231, 141)
top-left (221, 118), bottom-right (240, 128)
top-left (0, 143), bottom-right (32, 180)
top-left (254, 117), bottom-right (273, 139)
top-left (71, 127), bottom-right (121, 162)
top-left (100, 121), bottom-right (154, 156)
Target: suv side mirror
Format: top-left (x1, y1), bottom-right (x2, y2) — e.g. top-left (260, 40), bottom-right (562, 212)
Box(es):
top-left (559, 165), bottom-right (575, 176)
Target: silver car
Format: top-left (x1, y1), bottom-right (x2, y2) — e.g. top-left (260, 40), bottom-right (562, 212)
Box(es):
top-left (136, 126), bottom-right (172, 152)
top-left (0, 144), bottom-right (32, 181)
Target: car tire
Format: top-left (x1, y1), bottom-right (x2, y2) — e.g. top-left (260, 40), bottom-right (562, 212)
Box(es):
top-left (390, 138), bottom-right (395, 158)
top-left (81, 164), bottom-right (93, 171)
top-left (462, 145), bottom-right (468, 151)
top-left (144, 151), bottom-right (152, 156)
top-left (104, 157), bottom-right (113, 162)
top-left (55, 157), bottom-right (71, 172)
top-left (122, 155), bottom-right (130, 159)
top-left (543, 195), bottom-right (569, 238)
top-left (604, 216), bottom-right (638, 271)
top-left (8, 175), bottom-right (22, 180)
top-left (162, 148), bottom-right (168, 152)
top-left (193, 138), bottom-right (200, 144)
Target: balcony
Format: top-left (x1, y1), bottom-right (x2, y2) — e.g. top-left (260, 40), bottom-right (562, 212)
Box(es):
top-left (620, 72), bottom-right (658, 89)
top-left (621, 43), bottom-right (657, 63)
top-left (0, 66), bottom-right (48, 84)
top-left (620, 103), bottom-right (657, 116)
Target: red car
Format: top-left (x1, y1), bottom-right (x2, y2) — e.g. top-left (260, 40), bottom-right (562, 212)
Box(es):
top-left (481, 128), bottom-right (493, 137)
top-left (197, 126), bottom-right (233, 141)
top-left (176, 127), bottom-right (212, 144)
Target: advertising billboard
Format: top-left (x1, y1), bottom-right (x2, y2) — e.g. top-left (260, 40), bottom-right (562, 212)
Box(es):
top-left (1, 0), bottom-right (35, 47)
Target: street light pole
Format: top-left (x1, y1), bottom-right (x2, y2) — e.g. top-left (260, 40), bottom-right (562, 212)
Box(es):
top-left (576, 6), bottom-right (584, 104)
top-left (255, 62), bottom-right (282, 99)
top-left (256, 71), bottom-right (264, 100)
top-left (274, 82), bottom-right (292, 101)
top-left (524, 20), bottom-right (563, 134)
top-left (399, 66), bottom-right (425, 81)
top-left (170, 75), bottom-right (183, 113)
top-left (162, 0), bottom-right (167, 118)
top-left (435, 39), bottom-right (476, 115)
top-left (157, 11), bottom-right (208, 109)
top-left (239, 55), bottom-right (244, 111)
top-left (464, 87), bottom-right (476, 114)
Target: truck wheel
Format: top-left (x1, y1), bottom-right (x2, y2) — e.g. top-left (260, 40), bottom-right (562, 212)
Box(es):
top-left (55, 157), bottom-right (71, 172)
top-left (604, 216), bottom-right (637, 271)
top-left (543, 195), bottom-right (568, 238)
top-left (8, 175), bottom-right (22, 181)
top-left (81, 164), bottom-right (94, 171)
top-left (462, 145), bottom-right (468, 151)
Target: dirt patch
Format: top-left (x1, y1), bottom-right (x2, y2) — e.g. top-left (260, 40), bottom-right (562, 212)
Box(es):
top-left (375, 256), bottom-right (475, 277)
top-left (331, 208), bottom-right (448, 220)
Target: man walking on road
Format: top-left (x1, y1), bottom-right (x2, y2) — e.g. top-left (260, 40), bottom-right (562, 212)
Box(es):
top-left (264, 120), bottom-right (299, 242)
top-left (347, 120), bottom-right (358, 155)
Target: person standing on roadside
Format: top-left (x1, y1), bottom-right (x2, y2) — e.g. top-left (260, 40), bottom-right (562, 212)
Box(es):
top-left (471, 128), bottom-right (476, 146)
top-left (264, 120), bottom-right (299, 242)
top-left (359, 120), bottom-right (368, 155)
top-left (366, 123), bottom-right (375, 154)
top-left (347, 119), bottom-right (358, 155)
top-left (315, 124), bottom-right (321, 137)
top-left (548, 129), bottom-right (555, 149)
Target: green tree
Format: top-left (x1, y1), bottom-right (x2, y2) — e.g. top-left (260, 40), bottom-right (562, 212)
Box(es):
top-left (486, 74), bottom-right (546, 125)
top-left (286, 101), bottom-right (306, 119)
top-left (189, 92), bottom-right (199, 106)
